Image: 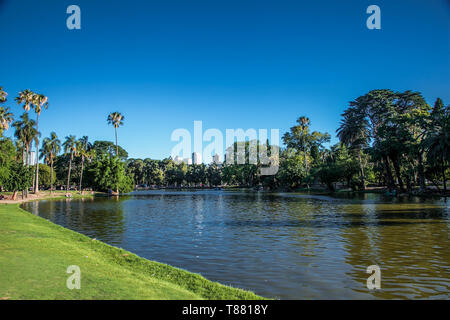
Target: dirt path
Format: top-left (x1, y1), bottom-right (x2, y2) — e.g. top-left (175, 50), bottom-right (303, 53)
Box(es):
top-left (0, 191), bottom-right (95, 204)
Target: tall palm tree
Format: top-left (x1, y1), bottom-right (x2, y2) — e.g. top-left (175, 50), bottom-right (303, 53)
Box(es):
top-left (77, 136), bottom-right (92, 193)
top-left (63, 135), bottom-right (77, 193)
top-left (107, 112), bottom-right (124, 157)
top-left (12, 113), bottom-right (37, 167)
top-left (40, 132), bottom-right (61, 193)
top-left (31, 93), bottom-right (48, 193)
top-left (0, 106), bottom-right (14, 135)
top-left (12, 113), bottom-right (38, 198)
top-left (16, 90), bottom-right (49, 193)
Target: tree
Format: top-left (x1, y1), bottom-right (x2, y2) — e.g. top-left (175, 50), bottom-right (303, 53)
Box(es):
top-left (16, 90), bottom-right (48, 193)
top-left (40, 132), bottom-right (61, 193)
top-left (12, 113), bottom-right (37, 198)
top-left (0, 87), bottom-right (7, 103)
top-left (77, 136), bottom-right (93, 193)
top-left (282, 116), bottom-right (330, 184)
top-left (277, 149), bottom-right (309, 189)
top-left (37, 164), bottom-right (53, 189)
top-left (31, 93), bottom-right (48, 193)
top-left (89, 154), bottom-right (133, 193)
top-left (91, 140), bottom-right (128, 160)
top-left (283, 117), bottom-right (330, 155)
top-left (15, 90), bottom-right (34, 111)
top-left (0, 107), bottom-right (13, 136)
top-left (107, 112), bottom-right (125, 157)
top-left (12, 113), bottom-right (37, 166)
top-left (337, 89), bottom-right (432, 193)
top-left (0, 137), bottom-right (16, 190)
top-left (425, 98), bottom-right (449, 192)
top-left (207, 163), bottom-right (222, 186)
top-left (127, 158), bottom-right (145, 185)
top-left (4, 162), bottom-right (33, 200)
top-left (337, 105), bottom-right (370, 190)
top-left (63, 135), bottom-right (77, 192)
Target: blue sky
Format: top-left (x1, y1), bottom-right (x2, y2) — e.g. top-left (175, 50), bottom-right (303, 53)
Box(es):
top-left (1, 0), bottom-right (449, 160)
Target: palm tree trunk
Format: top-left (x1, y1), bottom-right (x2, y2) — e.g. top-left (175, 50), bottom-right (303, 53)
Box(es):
top-left (115, 127), bottom-right (118, 157)
top-left (26, 145), bottom-right (29, 167)
top-left (24, 145), bottom-right (29, 198)
top-left (66, 152), bottom-right (73, 193)
top-left (35, 114), bottom-right (40, 193)
top-left (115, 127), bottom-right (119, 194)
top-left (32, 167), bottom-right (35, 191)
top-left (50, 158), bottom-right (54, 194)
top-left (79, 157), bottom-right (85, 194)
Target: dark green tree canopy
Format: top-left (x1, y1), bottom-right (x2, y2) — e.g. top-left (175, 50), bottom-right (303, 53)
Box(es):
top-left (92, 140), bottom-right (128, 160)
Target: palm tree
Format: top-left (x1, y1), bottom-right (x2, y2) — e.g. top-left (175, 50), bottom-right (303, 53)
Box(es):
top-left (63, 135), bottom-right (77, 193)
top-left (31, 93), bottom-right (48, 193)
top-left (107, 112), bottom-right (124, 157)
top-left (15, 89), bottom-right (34, 112)
top-left (0, 106), bottom-right (14, 135)
top-left (12, 113), bottom-right (38, 198)
top-left (12, 113), bottom-right (38, 167)
top-left (0, 86), bottom-right (7, 103)
top-left (40, 132), bottom-right (61, 193)
top-left (337, 106), bottom-right (370, 190)
top-left (16, 90), bottom-right (48, 193)
top-left (77, 136), bottom-right (92, 193)
top-left (0, 87), bottom-right (14, 136)
top-left (14, 140), bottom-right (25, 163)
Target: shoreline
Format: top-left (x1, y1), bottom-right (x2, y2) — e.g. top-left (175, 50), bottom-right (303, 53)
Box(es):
top-left (0, 202), bottom-right (264, 299)
top-left (134, 186), bottom-right (449, 198)
top-left (0, 190), bottom-right (105, 204)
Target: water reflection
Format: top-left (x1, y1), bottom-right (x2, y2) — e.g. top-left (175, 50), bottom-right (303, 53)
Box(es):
top-left (26, 196), bottom-right (127, 245)
top-left (22, 191), bottom-right (449, 299)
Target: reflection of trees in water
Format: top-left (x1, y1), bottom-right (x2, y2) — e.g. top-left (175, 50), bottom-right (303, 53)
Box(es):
top-left (341, 202), bottom-right (450, 299)
top-left (284, 200), bottom-right (320, 257)
top-left (76, 197), bottom-right (127, 244)
top-left (28, 197), bottom-right (128, 245)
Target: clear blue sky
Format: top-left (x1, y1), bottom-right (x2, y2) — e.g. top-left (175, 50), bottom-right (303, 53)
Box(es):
top-left (1, 0), bottom-right (449, 160)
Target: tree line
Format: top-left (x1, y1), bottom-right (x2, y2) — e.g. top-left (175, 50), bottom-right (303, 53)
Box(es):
top-left (0, 86), bottom-right (448, 198)
top-left (0, 86), bottom-right (131, 199)
top-left (126, 89), bottom-right (448, 194)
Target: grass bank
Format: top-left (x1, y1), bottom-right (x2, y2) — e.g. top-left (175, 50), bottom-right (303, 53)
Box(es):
top-left (0, 203), bottom-right (264, 300)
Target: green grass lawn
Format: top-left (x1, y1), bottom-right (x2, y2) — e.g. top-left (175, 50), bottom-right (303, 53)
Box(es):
top-left (0, 203), bottom-right (264, 300)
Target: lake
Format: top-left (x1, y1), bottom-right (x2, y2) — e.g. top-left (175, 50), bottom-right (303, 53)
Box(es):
top-left (22, 190), bottom-right (450, 299)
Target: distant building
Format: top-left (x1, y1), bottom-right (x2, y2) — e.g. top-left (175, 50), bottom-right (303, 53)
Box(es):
top-left (174, 155), bottom-right (182, 164)
top-left (212, 154), bottom-right (221, 164)
top-left (192, 152), bottom-right (202, 165)
top-left (29, 151), bottom-right (36, 166)
top-left (183, 158), bottom-right (192, 165)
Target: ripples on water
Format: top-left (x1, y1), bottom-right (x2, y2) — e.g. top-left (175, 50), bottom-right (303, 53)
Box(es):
top-left (22, 190), bottom-right (450, 299)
